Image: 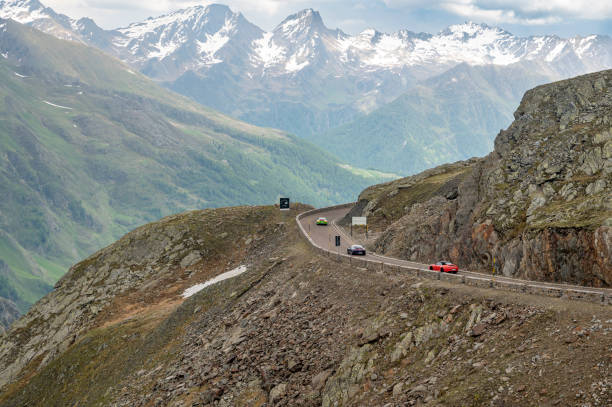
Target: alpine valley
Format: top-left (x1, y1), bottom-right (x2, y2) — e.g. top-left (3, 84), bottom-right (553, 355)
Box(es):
top-left (0, 71), bottom-right (610, 405)
top-left (0, 1), bottom-right (611, 405)
top-left (0, 16), bottom-right (392, 329)
top-left (2, 1), bottom-right (611, 174)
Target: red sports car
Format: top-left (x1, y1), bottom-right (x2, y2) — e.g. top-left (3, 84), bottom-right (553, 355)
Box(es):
top-left (429, 261), bottom-right (459, 273)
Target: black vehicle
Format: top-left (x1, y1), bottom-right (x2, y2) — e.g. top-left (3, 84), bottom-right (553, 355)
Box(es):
top-left (347, 244), bottom-right (366, 255)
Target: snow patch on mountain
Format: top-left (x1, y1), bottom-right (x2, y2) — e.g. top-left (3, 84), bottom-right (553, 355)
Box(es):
top-left (546, 42), bottom-right (567, 62)
top-left (182, 265), bottom-right (247, 298)
top-left (285, 53), bottom-right (309, 72)
top-left (42, 100), bottom-right (72, 109)
top-left (196, 19), bottom-right (234, 65)
top-left (0, 0), bottom-right (47, 24)
top-left (252, 32), bottom-right (285, 68)
top-left (118, 7), bottom-right (207, 39)
top-left (572, 36), bottom-right (597, 58)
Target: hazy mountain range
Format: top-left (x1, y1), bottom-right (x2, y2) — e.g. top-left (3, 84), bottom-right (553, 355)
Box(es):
top-left (2, 0), bottom-right (612, 173)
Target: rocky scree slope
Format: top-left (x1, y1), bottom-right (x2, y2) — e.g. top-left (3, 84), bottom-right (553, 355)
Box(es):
top-left (346, 69), bottom-right (612, 287)
top-left (0, 214), bottom-right (610, 406)
top-left (0, 204), bottom-right (303, 393)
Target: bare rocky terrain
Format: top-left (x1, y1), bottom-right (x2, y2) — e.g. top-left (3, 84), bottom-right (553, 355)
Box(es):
top-left (0, 202), bottom-right (610, 407)
top-left (346, 69), bottom-right (612, 287)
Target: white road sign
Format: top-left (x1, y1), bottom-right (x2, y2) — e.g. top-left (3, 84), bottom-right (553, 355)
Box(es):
top-left (352, 217), bottom-right (367, 225)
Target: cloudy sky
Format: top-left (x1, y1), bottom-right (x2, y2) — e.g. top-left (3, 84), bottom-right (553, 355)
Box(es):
top-left (42, 0), bottom-right (612, 37)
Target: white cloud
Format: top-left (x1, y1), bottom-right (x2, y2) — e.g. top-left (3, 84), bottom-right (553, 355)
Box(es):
top-left (440, 1), bottom-right (562, 25)
top-left (32, 0), bottom-right (612, 31)
top-left (383, 0), bottom-right (612, 23)
top-left (42, 0), bottom-right (341, 29)
top-left (337, 18), bottom-right (368, 32)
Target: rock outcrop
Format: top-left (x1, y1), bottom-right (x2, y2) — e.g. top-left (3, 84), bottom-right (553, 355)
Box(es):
top-left (349, 69), bottom-right (612, 286)
top-left (0, 299), bottom-right (20, 335)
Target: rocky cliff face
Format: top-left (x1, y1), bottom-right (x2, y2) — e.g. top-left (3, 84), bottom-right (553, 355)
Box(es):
top-left (350, 69), bottom-right (612, 286)
top-left (0, 299), bottom-right (19, 335)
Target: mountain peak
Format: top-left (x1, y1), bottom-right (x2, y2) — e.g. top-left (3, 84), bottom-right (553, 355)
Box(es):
top-left (205, 3), bottom-right (231, 12)
top-left (359, 28), bottom-right (379, 37)
top-left (0, 0), bottom-right (44, 8)
top-left (118, 3), bottom-right (242, 40)
top-left (294, 8), bottom-right (321, 20)
top-left (0, 0), bottom-right (47, 24)
top-left (133, 3), bottom-right (237, 27)
top-left (276, 8), bottom-right (328, 35)
top-left (441, 21), bottom-right (509, 38)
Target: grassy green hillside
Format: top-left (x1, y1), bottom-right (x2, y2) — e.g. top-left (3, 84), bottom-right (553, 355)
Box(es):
top-left (0, 19), bottom-right (393, 317)
top-left (317, 63), bottom-right (551, 175)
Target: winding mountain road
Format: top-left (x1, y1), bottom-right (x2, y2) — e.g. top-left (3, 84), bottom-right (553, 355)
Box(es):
top-left (298, 205), bottom-right (612, 304)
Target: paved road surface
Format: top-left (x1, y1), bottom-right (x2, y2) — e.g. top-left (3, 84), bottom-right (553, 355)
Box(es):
top-left (299, 206), bottom-right (612, 298)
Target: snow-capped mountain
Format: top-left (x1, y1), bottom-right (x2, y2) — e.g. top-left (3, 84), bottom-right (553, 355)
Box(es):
top-left (2, 1), bottom-right (612, 144)
top-left (0, 0), bottom-right (77, 40)
top-left (110, 6), bottom-right (611, 77)
top-left (0, 0), bottom-right (116, 44)
top-left (253, 9), bottom-right (346, 74)
top-left (111, 4), bottom-right (262, 80)
top-left (4, 1), bottom-right (611, 84)
top-left (101, 5), bottom-right (612, 117)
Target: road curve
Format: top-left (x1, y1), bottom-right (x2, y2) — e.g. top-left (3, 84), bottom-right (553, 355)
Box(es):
top-left (297, 204), bottom-right (612, 305)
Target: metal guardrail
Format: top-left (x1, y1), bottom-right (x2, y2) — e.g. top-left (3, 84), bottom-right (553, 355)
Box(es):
top-left (296, 205), bottom-right (612, 306)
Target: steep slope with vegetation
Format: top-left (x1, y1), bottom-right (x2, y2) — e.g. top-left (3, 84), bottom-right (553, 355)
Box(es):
top-left (319, 63), bottom-right (551, 174)
top-left (0, 204), bottom-right (302, 392)
top-left (0, 204), bottom-right (609, 406)
top-left (347, 69), bottom-right (612, 286)
top-left (0, 19), bottom-right (392, 324)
